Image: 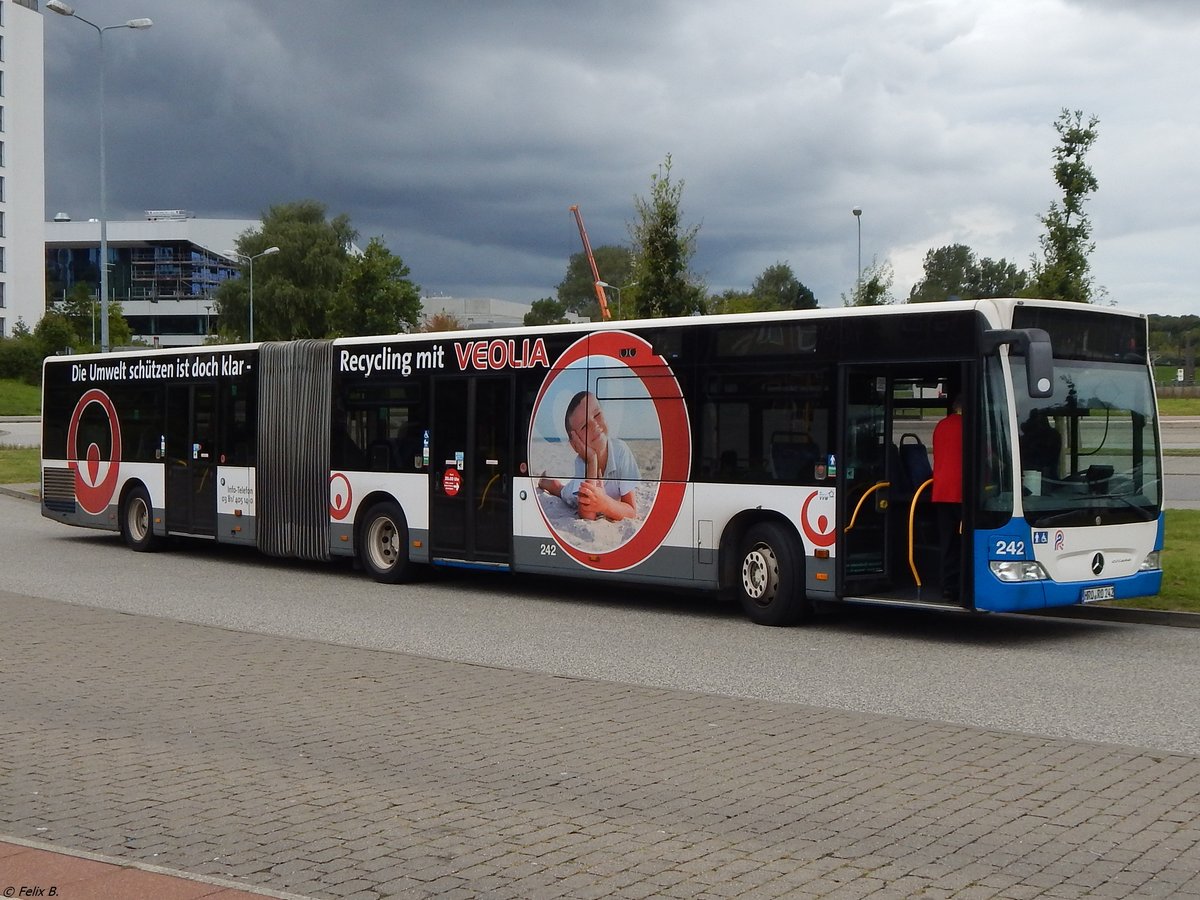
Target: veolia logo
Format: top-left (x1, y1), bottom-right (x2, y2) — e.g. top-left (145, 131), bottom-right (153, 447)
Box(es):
top-left (66, 389), bottom-right (123, 515)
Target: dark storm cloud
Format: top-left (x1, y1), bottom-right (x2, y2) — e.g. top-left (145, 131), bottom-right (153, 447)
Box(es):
top-left (42, 0), bottom-right (1200, 313)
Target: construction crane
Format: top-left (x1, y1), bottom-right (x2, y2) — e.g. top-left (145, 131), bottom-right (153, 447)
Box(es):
top-left (568, 205), bottom-right (611, 321)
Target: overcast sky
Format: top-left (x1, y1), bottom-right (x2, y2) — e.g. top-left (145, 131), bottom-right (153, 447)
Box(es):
top-left (42, 0), bottom-right (1200, 316)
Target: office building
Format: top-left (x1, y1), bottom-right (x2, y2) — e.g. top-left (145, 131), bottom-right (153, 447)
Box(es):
top-left (0, 0), bottom-right (46, 338)
top-left (45, 211), bottom-right (258, 347)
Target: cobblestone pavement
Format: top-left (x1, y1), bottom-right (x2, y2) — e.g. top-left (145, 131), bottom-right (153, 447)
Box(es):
top-left (2, 591), bottom-right (1199, 899)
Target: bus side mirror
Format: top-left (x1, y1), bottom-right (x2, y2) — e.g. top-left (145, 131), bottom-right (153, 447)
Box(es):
top-left (981, 327), bottom-right (1054, 399)
top-left (1023, 331), bottom-right (1054, 398)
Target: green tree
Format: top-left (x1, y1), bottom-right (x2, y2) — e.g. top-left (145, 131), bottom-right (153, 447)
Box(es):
top-left (524, 297), bottom-right (570, 326)
top-left (706, 289), bottom-right (757, 315)
top-left (970, 257), bottom-right (1029, 299)
top-left (908, 244), bottom-right (975, 303)
top-left (58, 283), bottom-right (101, 346)
top-left (844, 259), bottom-right (896, 306)
top-left (0, 333), bottom-right (42, 383)
top-left (557, 245), bottom-right (634, 320)
top-left (1027, 109), bottom-right (1101, 303)
top-left (751, 262), bottom-right (817, 310)
top-left (628, 155), bottom-right (705, 318)
top-left (33, 311), bottom-right (78, 358)
top-left (51, 282), bottom-right (133, 350)
top-left (327, 237), bottom-right (421, 337)
top-left (908, 245), bottom-right (1029, 303)
top-left (104, 302), bottom-right (134, 349)
top-left (216, 200), bottom-right (357, 341)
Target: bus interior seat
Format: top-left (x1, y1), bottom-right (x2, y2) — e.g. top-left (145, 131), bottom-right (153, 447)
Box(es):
top-left (771, 432), bottom-right (820, 481)
top-left (898, 432), bottom-right (932, 492)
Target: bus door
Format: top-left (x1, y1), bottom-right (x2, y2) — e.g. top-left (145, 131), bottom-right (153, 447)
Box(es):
top-left (164, 383), bottom-right (218, 536)
top-left (429, 376), bottom-right (513, 567)
top-left (839, 370), bottom-right (893, 595)
top-left (839, 366), bottom-right (968, 604)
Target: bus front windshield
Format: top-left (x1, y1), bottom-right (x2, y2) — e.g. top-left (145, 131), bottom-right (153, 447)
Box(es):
top-left (1011, 359), bottom-right (1160, 527)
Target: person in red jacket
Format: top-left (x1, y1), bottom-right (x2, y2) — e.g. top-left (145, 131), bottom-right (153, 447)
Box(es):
top-left (932, 394), bottom-right (964, 600)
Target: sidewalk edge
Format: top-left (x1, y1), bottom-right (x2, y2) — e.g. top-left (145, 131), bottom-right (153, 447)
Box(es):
top-left (0, 483), bottom-right (37, 503)
top-left (1026, 604), bottom-right (1200, 628)
top-left (0, 833), bottom-right (315, 900)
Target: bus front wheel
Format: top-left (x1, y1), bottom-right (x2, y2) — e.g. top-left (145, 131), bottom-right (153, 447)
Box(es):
top-left (736, 522), bottom-right (810, 626)
top-left (120, 484), bottom-right (160, 552)
top-left (359, 501), bottom-right (412, 584)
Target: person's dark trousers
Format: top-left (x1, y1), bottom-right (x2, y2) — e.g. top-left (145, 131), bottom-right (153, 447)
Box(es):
top-left (936, 502), bottom-right (961, 600)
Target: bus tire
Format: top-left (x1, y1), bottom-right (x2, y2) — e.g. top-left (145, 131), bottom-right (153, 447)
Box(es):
top-left (359, 500), bottom-right (412, 584)
top-left (736, 521), bottom-right (810, 626)
top-left (120, 484), bottom-right (160, 552)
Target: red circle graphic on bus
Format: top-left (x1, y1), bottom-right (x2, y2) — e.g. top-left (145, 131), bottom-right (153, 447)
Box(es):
top-left (329, 472), bottom-right (353, 521)
top-left (67, 388), bottom-right (123, 515)
top-left (443, 468), bottom-right (462, 497)
top-left (800, 490), bottom-right (836, 548)
top-left (529, 331), bottom-right (690, 572)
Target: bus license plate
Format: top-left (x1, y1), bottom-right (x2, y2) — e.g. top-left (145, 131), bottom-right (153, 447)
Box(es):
top-left (1081, 585), bottom-right (1115, 603)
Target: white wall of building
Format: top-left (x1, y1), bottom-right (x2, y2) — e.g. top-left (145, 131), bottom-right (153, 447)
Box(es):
top-left (0, 0), bottom-right (46, 337)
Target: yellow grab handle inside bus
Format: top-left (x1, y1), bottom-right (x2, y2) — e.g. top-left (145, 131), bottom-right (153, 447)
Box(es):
top-left (845, 481), bottom-right (890, 533)
top-left (478, 472), bottom-right (500, 510)
top-left (908, 478), bottom-right (934, 586)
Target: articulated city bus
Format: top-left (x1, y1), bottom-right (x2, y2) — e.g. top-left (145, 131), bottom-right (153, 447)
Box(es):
top-left (41, 298), bottom-right (1163, 625)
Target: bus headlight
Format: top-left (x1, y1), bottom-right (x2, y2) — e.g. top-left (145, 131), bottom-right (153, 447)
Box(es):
top-left (1139, 551), bottom-right (1161, 572)
top-left (989, 560), bottom-right (1049, 582)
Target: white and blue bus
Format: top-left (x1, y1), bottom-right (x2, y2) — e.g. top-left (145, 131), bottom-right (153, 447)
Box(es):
top-left (41, 298), bottom-right (1163, 625)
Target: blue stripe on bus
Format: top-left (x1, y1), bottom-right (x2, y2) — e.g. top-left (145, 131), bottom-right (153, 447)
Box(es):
top-left (973, 514), bottom-right (1164, 613)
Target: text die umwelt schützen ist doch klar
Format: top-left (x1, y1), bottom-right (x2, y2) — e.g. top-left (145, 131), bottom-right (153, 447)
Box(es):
top-left (70, 354), bottom-right (249, 383)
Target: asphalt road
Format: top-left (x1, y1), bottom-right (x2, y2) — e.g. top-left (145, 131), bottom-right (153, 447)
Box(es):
top-left (3, 492), bottom-right (1199, 758)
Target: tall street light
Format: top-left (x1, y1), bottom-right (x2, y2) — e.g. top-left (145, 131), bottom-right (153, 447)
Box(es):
top-left (234, 247), bottom-right (280, 342)
top-left (596, 280), bottom-right (638, 318)
top-left (852, 208), bottom-right (863, 300)
top-left (46, 1), bottom-right (153, 354)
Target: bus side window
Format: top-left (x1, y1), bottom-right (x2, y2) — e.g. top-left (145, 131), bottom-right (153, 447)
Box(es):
top-left (770, 432), bottom-right (821, 481)
top-left (394, 422), bottom-right (426, 471)
top-left (698, 368), bottom-right (830, 485)
top-left (335, 420), bottom-right (366, 471)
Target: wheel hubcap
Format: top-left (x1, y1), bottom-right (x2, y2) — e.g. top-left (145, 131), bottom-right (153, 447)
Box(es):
top-left (742, 543), bottom-right (779, 604)
top-left (129, 498), bottom-right (149, 541)
top-left (369, 519), bottom-right (397, 569)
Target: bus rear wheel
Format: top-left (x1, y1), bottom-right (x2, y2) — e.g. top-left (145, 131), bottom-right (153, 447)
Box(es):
top-left (359, 501), bottom-right (412, 584)
top-left (737, 522), bottom-right (809, 626)
top-left (121, 484), bottom-right (160, 552)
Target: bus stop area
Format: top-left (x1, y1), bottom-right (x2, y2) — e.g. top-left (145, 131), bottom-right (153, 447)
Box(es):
top-left (2, 589), bottom-right (1200, 900)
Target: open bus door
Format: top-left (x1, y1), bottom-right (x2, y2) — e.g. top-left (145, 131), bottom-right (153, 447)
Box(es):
top-left (429, 375), bottom-right (514, 568)
top-left (838, 366), bottom-right (970, 607)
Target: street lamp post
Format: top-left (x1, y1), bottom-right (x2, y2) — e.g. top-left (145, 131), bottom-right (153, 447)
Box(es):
top-left (596, 280), bottom-right (638, 318)
top-left (233, 247), bottom-right (280, 342)
top-left (852, 208), bottom-right (863, 299)
top-left (46, 1), bottom-right (153, 354)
